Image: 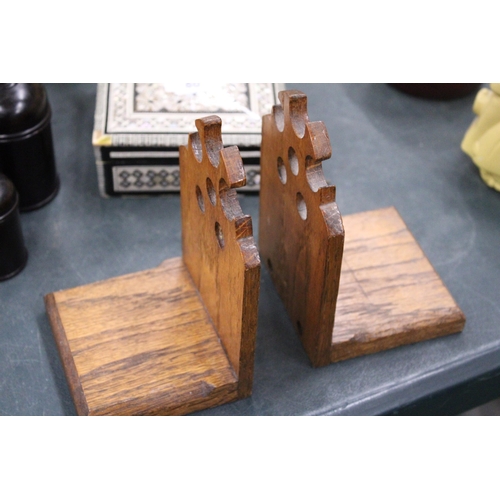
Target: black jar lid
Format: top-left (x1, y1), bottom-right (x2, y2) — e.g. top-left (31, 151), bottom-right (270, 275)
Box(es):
top-left (388, 83), bottom-right (482, 100)
top-left (0, 172), bottom-right (18, 219)
top-left (0, 83), bottom-right (50, 140)
top-left (0, 172), bottom-right (28, 280)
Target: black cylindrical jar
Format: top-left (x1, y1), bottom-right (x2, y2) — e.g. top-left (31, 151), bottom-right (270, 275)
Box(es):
top-left (0, 83), bottom-right (59, 211)
top-left (0, 174), bottom-right (28, 280)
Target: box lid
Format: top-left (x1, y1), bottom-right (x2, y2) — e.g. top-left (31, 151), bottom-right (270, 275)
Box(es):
top-left (93, 83), bottom-right (285, 149)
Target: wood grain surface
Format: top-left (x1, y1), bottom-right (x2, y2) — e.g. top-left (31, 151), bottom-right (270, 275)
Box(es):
top-left (259, 90), bottom-right (345, 367)
top-left (180, 116), bottom-right (260, 397)
top-left (333, 207), bottom-right (466, 362)
top-left (45, 115), bottom-right (260, 415)
top-left (259, 90), bottom-right (465, 367)
top-left (45, 258), bottom-right (238, 415)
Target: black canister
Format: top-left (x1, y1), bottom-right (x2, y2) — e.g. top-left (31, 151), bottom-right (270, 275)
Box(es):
top-left (0, 174), bottom-right (28, 280)
top-left (0, 83), bottom-right (59, 211)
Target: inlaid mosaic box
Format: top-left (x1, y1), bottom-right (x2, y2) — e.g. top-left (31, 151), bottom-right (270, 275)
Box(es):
top-left (92, 83), bottom-right (285, 196)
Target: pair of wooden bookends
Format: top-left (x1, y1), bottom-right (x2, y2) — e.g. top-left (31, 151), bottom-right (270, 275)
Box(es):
top-left (45, 90), bottom-right (465, 415)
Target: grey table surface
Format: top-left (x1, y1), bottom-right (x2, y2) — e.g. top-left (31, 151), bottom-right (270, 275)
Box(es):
top-left (1, 83), bottom-right (499, 416)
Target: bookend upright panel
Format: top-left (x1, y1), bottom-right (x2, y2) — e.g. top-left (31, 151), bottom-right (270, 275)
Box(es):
top-left (259, 90), bottom-right (466, 367)
top-left (259, 90), bottom-right (344, 367)
top-left (44, 115), bottom-right (260, 415)
top-left (180, 115), bottom-right (261, 398)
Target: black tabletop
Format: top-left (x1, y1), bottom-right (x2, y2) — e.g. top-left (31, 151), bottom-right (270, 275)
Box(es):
top-left (1, 83), bottom-right (499, 416)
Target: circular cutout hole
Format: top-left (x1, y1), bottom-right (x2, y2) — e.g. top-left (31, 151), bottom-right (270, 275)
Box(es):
top-left (296, 192), bottom-right (307, 220)
top-left (289, 147), bottom-right (299, 176)
top-left (206, 177), bottom-right (216, 205)
top-left (191, 133), bottom-right (203, 162)
top-left (274, 106), bottom-right (284, 132)
top-left (206, 137), bottom-right (222, 167)
top-left (215, 222), bottom-right (225, 248)
top-left (291, 111), bottom-right (306, 138)
top-left (196, 185), bottom-right (205, 212)
top-left (277, 157), bottom-right (287, 184)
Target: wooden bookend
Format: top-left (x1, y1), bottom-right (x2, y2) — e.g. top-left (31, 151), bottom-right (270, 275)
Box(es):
top-left (44, 116), bottom-right (260, 415)
top-left (259, 90), bottom-right (465, 367)
top-left (179, 116), bottom-right (260, 398)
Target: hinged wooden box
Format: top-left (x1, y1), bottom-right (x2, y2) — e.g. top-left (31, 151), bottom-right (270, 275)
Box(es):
top-left (93, 83), bottom-right (285, 196)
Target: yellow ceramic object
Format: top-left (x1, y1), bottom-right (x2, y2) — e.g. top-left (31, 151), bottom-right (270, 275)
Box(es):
top-left (461, 83), bottom-right (500, 191)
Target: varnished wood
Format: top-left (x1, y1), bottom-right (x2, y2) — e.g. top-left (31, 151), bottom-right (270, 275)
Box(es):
top-left (45, 116), bottom-right (260, 415)
top-left (259, 90), bottom-right (465, 367)
top-left (180, 115), bottom-right (260, 397)
top-left (333, 207), bottom-right (466, 363)
top-left (45, 258), bottom-right (239, 415)
top-left (259, 90), bottom-right (344, 367)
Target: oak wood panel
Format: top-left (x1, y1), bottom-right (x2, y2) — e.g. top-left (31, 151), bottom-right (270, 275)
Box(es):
top-left (45, 293), bottom-right (89, 415)
top-left (180, 116), bottom-right (260, 396)
top-left (45, 258), bottom-right (238, 415)
top-left (332, 207), bottom-right (466, 362)
top-left (259, 90), bottom-right (465, 367)
top-left (259, 90), bottom-right (344, 367)
top-left (45, 116), bottom-right (260, 414)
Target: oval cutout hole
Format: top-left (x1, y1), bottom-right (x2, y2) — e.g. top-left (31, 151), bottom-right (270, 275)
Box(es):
top-left (277, 157), bottom-right (287, 184)
top-left (206, 177), bottom-right (216, 206)
top-left (196, 185), bottom-right (205, 212)
top-left (296, 192), bottom-right (307, 220)
top-left (215, 222), bottom-right (225, 248)
top-left (289, 147), bottom-right (299, 176)
top-left (274, 106), bottom-right (285, 132)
